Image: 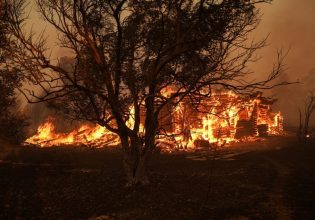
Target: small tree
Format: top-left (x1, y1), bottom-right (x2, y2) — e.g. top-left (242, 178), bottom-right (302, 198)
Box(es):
top-left (299, 92), bottom-right (315, 143)
top-left (6, 0), bottom-right (288, 185)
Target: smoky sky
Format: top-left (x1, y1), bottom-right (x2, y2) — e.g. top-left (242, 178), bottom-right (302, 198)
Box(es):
top-left (248, 0), bottom-right (315, 126)
top-left (26, 0), bottom-right (315, 126)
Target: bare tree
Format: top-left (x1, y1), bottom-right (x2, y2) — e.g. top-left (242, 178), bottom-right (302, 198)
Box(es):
top-left (5, 0), bottom-right (288, 185)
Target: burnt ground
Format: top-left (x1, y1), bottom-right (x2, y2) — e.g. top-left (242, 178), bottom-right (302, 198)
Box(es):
top-left (0, 136), bottom-right (314, 220)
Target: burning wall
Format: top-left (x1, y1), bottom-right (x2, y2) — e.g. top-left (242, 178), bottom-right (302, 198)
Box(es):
top-left (157, 91), bottom-right (283, 150)
top-left (25, 91), bottom-right (283, 150)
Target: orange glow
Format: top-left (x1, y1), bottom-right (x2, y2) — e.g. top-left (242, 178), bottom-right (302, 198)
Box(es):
top-left (25, 117), bottom-right (119, 148)
top-left (157, 90), bottom-right (283, 152)
top-left (25, 90), bottom-right (283, 151)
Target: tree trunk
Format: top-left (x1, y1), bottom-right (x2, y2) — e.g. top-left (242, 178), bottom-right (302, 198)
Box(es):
top-left (119, 92), bottom-right (158, 186)
top-left (120, 135), bottom-right (151, 186)
top-left (123, 153), bottom-right (150, 186)
top-left (298, 109), bottom-right (303, 142)
top-left (304, 114), bottom-right (310, 144)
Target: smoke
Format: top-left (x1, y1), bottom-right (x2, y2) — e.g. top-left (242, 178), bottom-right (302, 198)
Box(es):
top-left (25, 101), bottom-right (84, 136)
top-left (24, 0), bottom-right (315, 127)
top-left (247, 0), bottom-right (315, 126)
top-left (23, 56), bottom-right (86, 135)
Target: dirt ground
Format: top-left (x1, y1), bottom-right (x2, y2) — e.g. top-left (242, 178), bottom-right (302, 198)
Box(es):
top-left (0, 136), bottom-right (314, 220)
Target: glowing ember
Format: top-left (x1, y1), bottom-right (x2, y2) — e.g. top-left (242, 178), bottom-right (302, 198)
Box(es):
top-left (25, 117), bottom-right (120, 148)
top-left (25, 90), bottom-right (284, 151)
top-left (157, 90), bottom-right (283, 151)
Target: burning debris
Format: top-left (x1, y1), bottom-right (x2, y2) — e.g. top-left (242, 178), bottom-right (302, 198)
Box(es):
top-left (25, 91), bottom-right (283, 151)
top-left (25, 117), bottom-right (119, 148)
top-left (156, 90), bottom-right (283, 152)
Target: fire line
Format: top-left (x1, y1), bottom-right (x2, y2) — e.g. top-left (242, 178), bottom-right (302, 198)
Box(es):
top-left (25, 90), bottom-right (283, 151)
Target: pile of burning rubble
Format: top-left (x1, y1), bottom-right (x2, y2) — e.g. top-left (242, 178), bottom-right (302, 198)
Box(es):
top-left (25, 118), bottom-right (120, 148)
top-left (25, 90), bottom-right (283, 151)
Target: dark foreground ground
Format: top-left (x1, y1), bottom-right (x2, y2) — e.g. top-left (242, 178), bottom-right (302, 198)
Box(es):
top-left (0, 136), bottom-right (314, 220)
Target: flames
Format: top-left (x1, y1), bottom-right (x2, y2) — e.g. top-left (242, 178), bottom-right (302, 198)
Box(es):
top-left (25, 90), bottom-right (284, 151)
top-left (157, 90), bottom-right (283, 151)
top-left (174, 92), bottom-right (241, 148)
top-left (25, 117), bottom-right (119, 148)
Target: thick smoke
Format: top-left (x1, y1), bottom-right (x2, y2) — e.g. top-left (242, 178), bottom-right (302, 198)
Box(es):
top-left (248, 0), bottom-right (315, 126)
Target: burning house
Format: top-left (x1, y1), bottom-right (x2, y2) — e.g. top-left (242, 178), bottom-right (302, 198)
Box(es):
top-left (157, 90), bottom-right (283, 150)
top-left (25, 90), bottom-right (283, 150)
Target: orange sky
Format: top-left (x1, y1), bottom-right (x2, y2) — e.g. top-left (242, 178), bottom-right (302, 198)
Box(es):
top-left (27, 0), bottom-right (315, 126)
top-left (250, 0), bottom-right (315, 126)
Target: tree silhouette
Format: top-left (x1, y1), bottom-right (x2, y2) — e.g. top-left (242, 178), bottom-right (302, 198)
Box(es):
top-left (298, 92), bottom-right (315, 143)
top-left (6, 0), bottom-right (288, 185)
top-left (0, 0), bottom-right (27, 144)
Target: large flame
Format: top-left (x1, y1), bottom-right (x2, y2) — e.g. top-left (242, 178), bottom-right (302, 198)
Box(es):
top-left (156, 90), bottom-right (283, 152)
top-left (25, 117), bottom-right (119, 148)
top-left (25, 90), bottom-right (283, 151)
